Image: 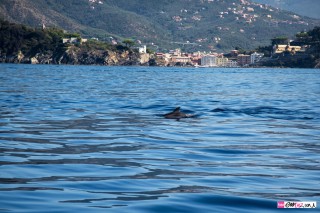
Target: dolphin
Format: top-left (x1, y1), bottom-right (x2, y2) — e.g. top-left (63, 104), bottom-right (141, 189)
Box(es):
top-left (163, 107), bottom-right (193, 119)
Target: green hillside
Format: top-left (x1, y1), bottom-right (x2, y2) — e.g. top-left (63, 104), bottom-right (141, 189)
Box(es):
top-left (0, 19), bottom-right (143, 65)
top-left (1, 0), bottom-right (319, 52)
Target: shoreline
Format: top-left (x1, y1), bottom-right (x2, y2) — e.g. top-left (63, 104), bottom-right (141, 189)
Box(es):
top-left (1, 62), bottom-right (318, 69)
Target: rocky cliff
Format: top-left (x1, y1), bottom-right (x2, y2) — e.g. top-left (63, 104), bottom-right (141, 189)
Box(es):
top-left (0, 45), bottom-right (153, 66)
top-left (58, 46), bottom-right (142, 66)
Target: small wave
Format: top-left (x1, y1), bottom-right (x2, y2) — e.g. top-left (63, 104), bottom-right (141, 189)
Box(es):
top-left (211, 106), bottom-right (315, 120)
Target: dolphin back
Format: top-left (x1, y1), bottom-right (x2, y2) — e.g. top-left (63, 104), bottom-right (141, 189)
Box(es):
top-left (164, 107), bottom-right (191, 119)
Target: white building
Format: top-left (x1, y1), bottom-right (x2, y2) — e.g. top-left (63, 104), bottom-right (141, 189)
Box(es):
top-left (139, 45), bottom-right (147, 54)
top-left (62, 37), bottom-right (87, 44)
top-left (250, 52), bottom-right (264, 64)
top-left (201, 55), bottom-right (217, 67)
top-left (226, 60), bottom-right (238, 67)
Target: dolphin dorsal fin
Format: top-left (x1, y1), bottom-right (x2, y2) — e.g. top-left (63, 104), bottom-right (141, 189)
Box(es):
top-left (173, 107), bottom-right (181, 113)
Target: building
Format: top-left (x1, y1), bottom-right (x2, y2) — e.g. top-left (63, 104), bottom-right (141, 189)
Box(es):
top-left (201, 55), bottom-right (217, 67)
top-left (216, 56), bottom-right (229, 67)
top-left (171, 56), bottom-right (191, 64)
top-left (191, 55), bottom-right (202, 66)
top-left (156, 52), bottom-right (164, 58)
top-left (250, 52), bottom-right (264, 64)
top-left (273, 45), bottom-right (302, 54)
top-left (169, 49), bottom-right (181, 56)
top-left (247, 7), bottom-right (254, 12)
top-left (226, 60), bottom-right (238, 67)
top-left (138, 45), bottom-right (147, 54)
top-left (237, 54), bottom-right (251, 66)
top-left (230, 50), bottom-right (239, 57)
top-left (62, 37), bottom-right (87, 44)
top-left (62, 37), bottom-right (78, 44)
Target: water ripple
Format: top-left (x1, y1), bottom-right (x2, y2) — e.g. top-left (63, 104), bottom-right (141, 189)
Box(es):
top-left (0, 65), bottom-right (319, 212)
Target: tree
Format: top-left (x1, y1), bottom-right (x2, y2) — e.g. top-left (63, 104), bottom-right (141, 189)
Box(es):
top-left (271, 37), bottom-right (289, 46)
top-left (308, 26), bottom-right (320, 42)
top-left (122, 39), bottom-right (135, 48)
top-left (146, 48), bottom-right (155, 54)
top-left (296, 31), bottom-right (308, 39)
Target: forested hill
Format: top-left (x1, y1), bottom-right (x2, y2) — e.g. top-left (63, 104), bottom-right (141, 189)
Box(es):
top-left (0, 20), bottom-right (144, 66)
top-left (1, 0), bottom-right (320, 52)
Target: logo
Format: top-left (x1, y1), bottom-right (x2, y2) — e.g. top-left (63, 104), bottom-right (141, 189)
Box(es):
top-left (277, 201), bottom-right (317, 208)
top-left (277, 201), bottom-right (285, 208)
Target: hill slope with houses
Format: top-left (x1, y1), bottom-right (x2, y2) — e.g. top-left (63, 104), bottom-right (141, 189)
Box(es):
top-left (252, 0), bottom-right (320, 19)
top-left (0, 0), bottom-right (320, 52)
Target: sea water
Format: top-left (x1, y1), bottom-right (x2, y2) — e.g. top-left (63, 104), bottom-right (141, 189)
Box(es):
top-left (0, 64), bottom-right (319, 212)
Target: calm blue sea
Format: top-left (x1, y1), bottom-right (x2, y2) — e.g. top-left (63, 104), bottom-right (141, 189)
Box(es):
top-left (0, 64), bottom-right (319, 212)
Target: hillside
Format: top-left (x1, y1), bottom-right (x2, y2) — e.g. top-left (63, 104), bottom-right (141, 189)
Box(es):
top-left (1, 0), bottom-right (320, 52)
top-left (252, 0), bottom-right (320, 19)
top-left (0, 20), bottom-right (145, 65)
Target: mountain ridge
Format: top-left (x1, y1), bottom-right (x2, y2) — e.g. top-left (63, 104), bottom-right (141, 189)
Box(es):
top-left (1, 0), bottom-right (319, 52)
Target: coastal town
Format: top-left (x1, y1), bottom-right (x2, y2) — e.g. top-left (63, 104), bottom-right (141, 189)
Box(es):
top-left (151, 43), bottom-right (307, 67)
top-left (153, 48), bottom-right (262, 67)
top-left (61, 35), bottom-right (310, 68)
